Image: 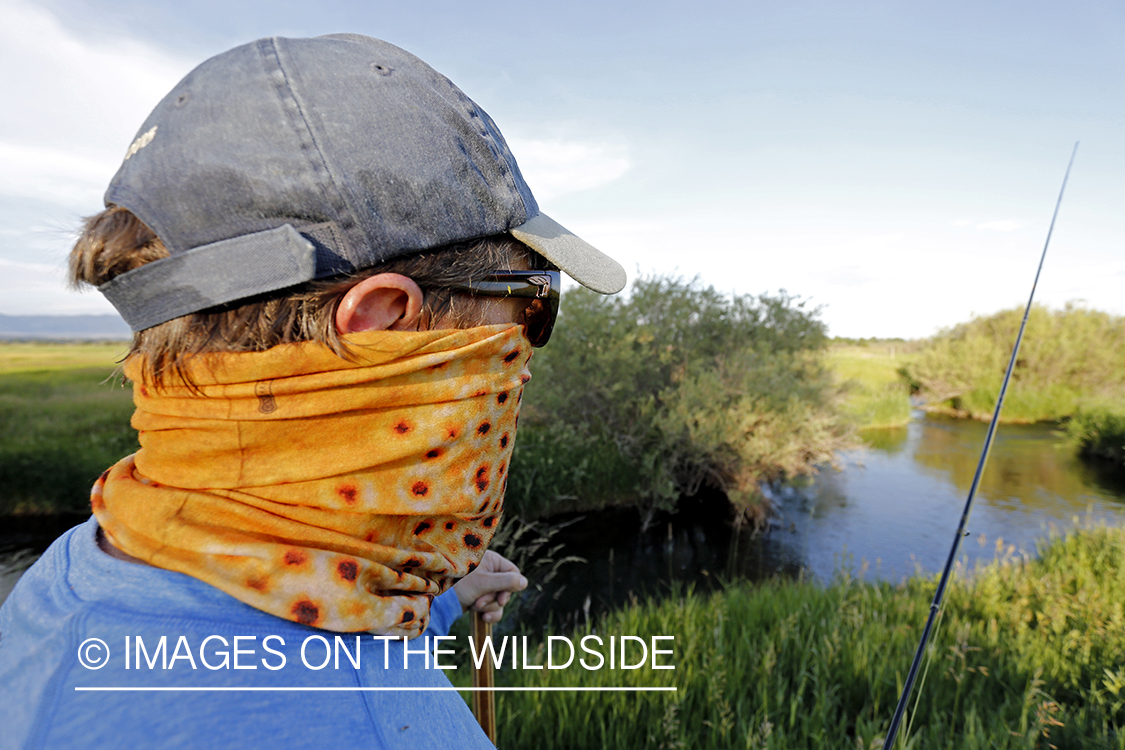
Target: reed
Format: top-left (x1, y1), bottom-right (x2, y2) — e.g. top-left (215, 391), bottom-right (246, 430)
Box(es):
top-left (478, 525), bottom-right (1125, 749)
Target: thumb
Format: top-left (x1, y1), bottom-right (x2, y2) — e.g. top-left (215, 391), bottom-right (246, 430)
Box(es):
top-left (478, 570), bottom-right (528, 594)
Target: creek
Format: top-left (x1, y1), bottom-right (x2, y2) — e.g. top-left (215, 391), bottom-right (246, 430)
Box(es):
top-left (515, 410), bottom-right (1125, 629)
top-left (3, 411), bottom-right (1124, 625)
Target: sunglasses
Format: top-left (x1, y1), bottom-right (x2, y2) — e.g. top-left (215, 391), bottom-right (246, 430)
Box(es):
top-left (445, 270), bottom-right (560, 347)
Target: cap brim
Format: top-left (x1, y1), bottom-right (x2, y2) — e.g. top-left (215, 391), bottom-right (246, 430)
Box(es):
top-left (509, 213), bottom-right (626, 294)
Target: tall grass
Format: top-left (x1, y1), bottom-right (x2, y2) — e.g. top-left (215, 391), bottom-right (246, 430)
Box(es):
top-left (474, 526), bottom-right (1125, 749)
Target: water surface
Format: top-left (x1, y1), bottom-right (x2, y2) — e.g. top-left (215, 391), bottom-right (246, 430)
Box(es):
top-left (755, 412), bottom-right (1125, 584)
top-left (527, 411), bottom-right (1125, 629)
top-left (3, 413), bottom-right (1123, 622)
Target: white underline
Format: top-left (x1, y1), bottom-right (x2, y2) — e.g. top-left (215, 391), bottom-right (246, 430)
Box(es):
top-left (75, 686), bottom-right (676, 692)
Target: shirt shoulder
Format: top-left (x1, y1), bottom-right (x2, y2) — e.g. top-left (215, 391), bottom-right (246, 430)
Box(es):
top-left (0, 518), bottom-right (493, 750)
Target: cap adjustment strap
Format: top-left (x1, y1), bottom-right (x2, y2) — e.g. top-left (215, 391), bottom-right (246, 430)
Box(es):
top-left (99, 224), bottom-right (317, 332)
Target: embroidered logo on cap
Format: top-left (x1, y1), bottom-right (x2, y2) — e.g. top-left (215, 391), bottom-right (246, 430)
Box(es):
top-left (124, 126), bottom-right (157, 161)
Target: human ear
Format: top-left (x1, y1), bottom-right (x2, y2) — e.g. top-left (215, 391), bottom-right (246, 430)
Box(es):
top-left (334, 273), bottom-right (425, 334)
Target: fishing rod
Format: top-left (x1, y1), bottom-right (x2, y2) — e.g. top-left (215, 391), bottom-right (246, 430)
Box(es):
top-left (881, 142), bottom-right (1079, 749)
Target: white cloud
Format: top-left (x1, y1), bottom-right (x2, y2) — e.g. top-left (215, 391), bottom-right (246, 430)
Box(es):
top-left (0, 0), bottom-right (192, 210)
top-left (0, 257), bottom-right (118, 315)
top-left (976, 220), bottom-right (1021, 232)
top-left (0, 256), bottom-right (58, 274)
top-left (555, 213), bottom-right (1125, 341)
top-left (0, 140), bottom-right (118, 207)
top-left (0, 0), bottom-right (193, 313)
top-left (507, 138), bottom-right (630, 201)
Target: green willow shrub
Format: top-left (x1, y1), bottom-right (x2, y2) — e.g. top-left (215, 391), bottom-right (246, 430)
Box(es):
top-left (507, 276), bottom-right (851, 525)
top-left (905, 304), bottom-right (1125, 423)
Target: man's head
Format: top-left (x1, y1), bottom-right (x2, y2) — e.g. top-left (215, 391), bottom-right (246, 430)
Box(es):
top-left (72, 34), bottom-right (624, 381)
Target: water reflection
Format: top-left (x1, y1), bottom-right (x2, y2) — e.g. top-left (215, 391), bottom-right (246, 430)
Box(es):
top-left (763, 414), bottom-right (1125, 584)
top-left (517, 498), bottom-right (772, 633)
top-left (859, 425), bottom-right (909, 454)
top-left (1082, 458), bottom-right (1125, 497)
top-left (912, 417), bottom-right (1092, 512)
top-left (522, 412), bottom-right (1125, 629)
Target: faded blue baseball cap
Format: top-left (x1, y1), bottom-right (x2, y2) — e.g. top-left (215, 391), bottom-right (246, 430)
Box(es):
top-left (98, 34), bottom-right (626, 332)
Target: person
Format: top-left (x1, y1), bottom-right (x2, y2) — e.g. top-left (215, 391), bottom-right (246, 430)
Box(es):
top-left (0, 33), bottom-right (625, 749)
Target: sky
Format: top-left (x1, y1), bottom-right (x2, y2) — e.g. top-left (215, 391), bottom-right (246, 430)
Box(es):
top-left (1, 0), bottom-right (1122, 339)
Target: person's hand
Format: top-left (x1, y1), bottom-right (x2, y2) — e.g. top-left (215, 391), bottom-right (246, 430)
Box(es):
top-left (452, 550), bottom-right (528, 624)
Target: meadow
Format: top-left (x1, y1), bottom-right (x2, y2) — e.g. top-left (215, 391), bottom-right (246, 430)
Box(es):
top-left (825, 343), bottom-right (915, 431)
top-left (0, 341), bottom-right (134, 515)
top-left (0, 341), bottom-right (129, 374)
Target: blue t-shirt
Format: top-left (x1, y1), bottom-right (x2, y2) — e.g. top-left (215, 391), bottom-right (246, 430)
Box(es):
top-left (0, 517), bottom-right (494, 750)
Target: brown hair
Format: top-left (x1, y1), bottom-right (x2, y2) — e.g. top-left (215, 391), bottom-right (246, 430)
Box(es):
top-left (70, 206), bottom-right (541, 385)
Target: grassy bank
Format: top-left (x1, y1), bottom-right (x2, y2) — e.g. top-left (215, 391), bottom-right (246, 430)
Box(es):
top-left (905, 304), bottom-right (1125, 424)
top-left (827, 344), bottom-right (915, 430)
top-left (1066, 407), bottom-right (1125, 468)
top-left (462, 525), bottom-right (1124, 749)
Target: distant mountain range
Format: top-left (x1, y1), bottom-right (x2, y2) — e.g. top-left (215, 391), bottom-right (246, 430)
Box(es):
top-left (0, 313), bottom-right (131, 340)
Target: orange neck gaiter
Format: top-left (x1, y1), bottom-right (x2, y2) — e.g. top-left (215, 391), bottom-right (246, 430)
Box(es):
top-left (92, 324), bottom-right (531, 636)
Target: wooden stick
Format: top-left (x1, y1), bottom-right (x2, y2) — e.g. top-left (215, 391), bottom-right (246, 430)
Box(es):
top-left (471, 610), bottom-right (496, 745)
